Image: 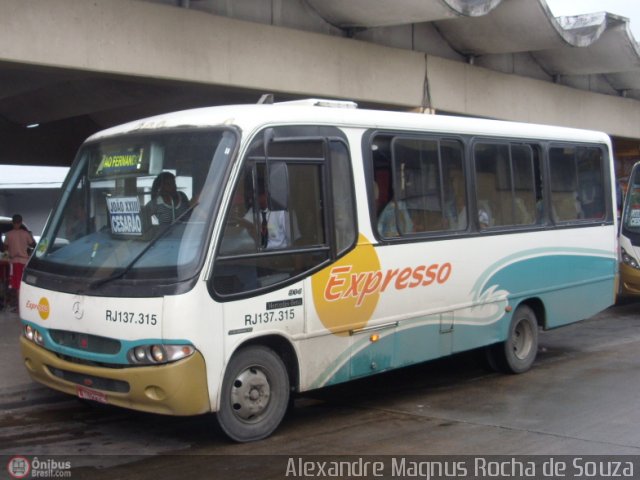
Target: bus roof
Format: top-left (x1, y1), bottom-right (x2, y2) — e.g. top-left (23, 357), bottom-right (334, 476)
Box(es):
top-left (87, 99), bottom-right (611, 145)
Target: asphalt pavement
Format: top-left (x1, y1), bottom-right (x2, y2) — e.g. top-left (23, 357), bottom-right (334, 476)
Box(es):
top-left (0, 308), bottom-right (64, 410)
top-left (2, 299), bottom-right (640, 463)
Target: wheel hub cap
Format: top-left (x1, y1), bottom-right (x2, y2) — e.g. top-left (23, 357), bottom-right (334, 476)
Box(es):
top-left (230, 367), bottom-right (271, 421)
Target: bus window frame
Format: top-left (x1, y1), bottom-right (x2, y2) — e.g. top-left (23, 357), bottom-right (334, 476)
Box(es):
top-left (209, 126), bottom-right (357, 302)
top-left (25, 126), bottom-right (241, 298)
top-left (364, 129), bottom-right (471, 244)
top-left (546, 142), bottom-right (613, 227)
top-left (470, 139), bottom-right (540, 230)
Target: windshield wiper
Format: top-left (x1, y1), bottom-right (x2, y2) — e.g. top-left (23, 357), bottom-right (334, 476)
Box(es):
top-left (88, 203), bottom-right (199, 290)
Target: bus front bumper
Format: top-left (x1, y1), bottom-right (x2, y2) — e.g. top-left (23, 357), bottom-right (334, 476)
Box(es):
top-left (620, 263), bottom-right (640, 297)
top-left (20, 337), bottom-right (211, 416)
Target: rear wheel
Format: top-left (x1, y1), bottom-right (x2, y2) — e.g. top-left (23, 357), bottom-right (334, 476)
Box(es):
top-left (217, 346), bottom-right (290, 442)
top-left (486, 304), bottom-right (538, 374)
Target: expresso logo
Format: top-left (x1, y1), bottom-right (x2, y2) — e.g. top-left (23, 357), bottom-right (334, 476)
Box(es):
top-left (312, 234), bottom-right (452, 336)
top-left (25, 297), bottom-right (50, 320)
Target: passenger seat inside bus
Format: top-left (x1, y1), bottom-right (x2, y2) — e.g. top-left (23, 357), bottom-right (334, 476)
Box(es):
top-left (551, 191), bottom-right (582, 221)
top-left (475, 172), bottom-right (498, 227)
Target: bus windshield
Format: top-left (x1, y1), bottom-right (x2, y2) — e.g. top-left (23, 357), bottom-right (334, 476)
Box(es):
top-left (30, 128), bottom-right (236, 289)
top-left (622, 163), bottom-right (640, 237)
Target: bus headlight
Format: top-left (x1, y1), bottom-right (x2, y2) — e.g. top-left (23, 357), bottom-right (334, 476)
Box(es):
top-left (127, 344), bottom-right (195, 365)
top-left (133, 346), bottom-right (147, 362)
top-left (24, 325), bottom-right (34, 341)
top-left (23, 325), bottom-right (45, 346)
top-left (150, 345), bottom-right (165, 363)
top-left (621, 248), bottom-right (640, 270)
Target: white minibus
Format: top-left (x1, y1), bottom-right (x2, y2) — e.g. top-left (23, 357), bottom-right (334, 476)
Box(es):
top-left (19, 99), bottom-right (618, 441)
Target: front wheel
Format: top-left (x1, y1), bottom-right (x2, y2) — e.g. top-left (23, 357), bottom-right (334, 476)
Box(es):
top-left (486, 304), bottom-right (539, 374)
top-left (217, 346), bottom-right (290, 442)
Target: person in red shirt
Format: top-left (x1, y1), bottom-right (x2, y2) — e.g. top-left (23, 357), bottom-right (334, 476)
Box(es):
top-left (4, 214), bottom-right (35, 311)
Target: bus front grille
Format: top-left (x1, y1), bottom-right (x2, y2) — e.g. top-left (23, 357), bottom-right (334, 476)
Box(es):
top-left (48, 366), bottom-right (130, 393)
top-left (49, 329), bottom-right (121, 355)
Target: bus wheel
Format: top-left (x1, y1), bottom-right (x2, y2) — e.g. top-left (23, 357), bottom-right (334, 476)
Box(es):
top-left (217, 346), bottom-right (290, 442)
top-left (486, 304), bottom-right (538, 374)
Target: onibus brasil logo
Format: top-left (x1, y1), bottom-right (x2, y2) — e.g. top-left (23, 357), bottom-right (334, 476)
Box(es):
top-left (7, 456), bottom-right (71, 478)
top-left (7, 456), bottom-right (30, 479)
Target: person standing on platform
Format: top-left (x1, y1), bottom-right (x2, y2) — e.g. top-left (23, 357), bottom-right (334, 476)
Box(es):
top-left (4, 214), bottom-right (36, 311)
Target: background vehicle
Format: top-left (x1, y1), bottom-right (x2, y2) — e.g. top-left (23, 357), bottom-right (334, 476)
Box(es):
top-left (619, 161), bottom-right (640, 296)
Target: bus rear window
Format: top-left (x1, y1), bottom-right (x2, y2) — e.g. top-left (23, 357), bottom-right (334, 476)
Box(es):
top-left (549, 146), bottom-right (606, 222)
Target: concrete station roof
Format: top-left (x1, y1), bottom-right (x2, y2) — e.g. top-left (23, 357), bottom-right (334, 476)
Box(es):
top-left (308, 0), bottom-right (640, 92)
top-left (1, 0), bottom-right (640, 166)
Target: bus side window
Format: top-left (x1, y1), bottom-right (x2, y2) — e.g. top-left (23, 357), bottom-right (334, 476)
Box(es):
top-left (212, 132), bottom-right (355, 297)
top-left (374, 135), bottom-right (466, 238)
top-left (510, 144), bottom-right (538, 225)
top-left (576, 147), bottom-right (606, 219)
top-left (549, 146), bottom-right (606, 222)
top-left (549, 147), bottom-right (581, 221)
top-left (473, 142), bottom-right (538, 229)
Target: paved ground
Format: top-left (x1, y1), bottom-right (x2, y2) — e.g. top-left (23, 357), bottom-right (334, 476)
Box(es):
top-left (0, 309), bottom-right (29, 386)
top-left (2, 300), bottom-right (640, 480)
top-left (0, 308), bottom-right (64, 409)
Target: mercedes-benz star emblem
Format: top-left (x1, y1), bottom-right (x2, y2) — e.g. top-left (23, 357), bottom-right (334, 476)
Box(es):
top-left (72, 301), bottom-right (84, 319)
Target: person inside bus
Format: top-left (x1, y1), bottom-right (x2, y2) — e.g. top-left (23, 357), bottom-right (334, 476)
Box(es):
top-left (579, 180), bottom-right (604, 219)
top-left (146, 172), bottom-right (190, 224)
top-left (244, 189), bottom-right (300, 249)
top-left (478, 207), bottom-right (491, 229)
top-left (451, 204), bottom-right (492, 230)
top-left (65, 201), bottom-right (95, 240)
top-left (377, 193), bottom-right (413, 237)
top-left (443, 173), bottom-right (467, 231)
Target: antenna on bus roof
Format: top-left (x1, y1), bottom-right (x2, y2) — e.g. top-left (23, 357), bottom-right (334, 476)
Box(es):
top-left (257, 94), bottom-right (274, 104)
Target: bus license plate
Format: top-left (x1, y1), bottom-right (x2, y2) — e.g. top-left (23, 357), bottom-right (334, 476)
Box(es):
top-left (76, 385), bottom-right (108, 404)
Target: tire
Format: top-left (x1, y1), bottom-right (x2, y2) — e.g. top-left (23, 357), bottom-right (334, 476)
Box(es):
top-left (217, 346), bottom-right (290, 442)
top-left (485, 304), bottom-right (539, 374)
